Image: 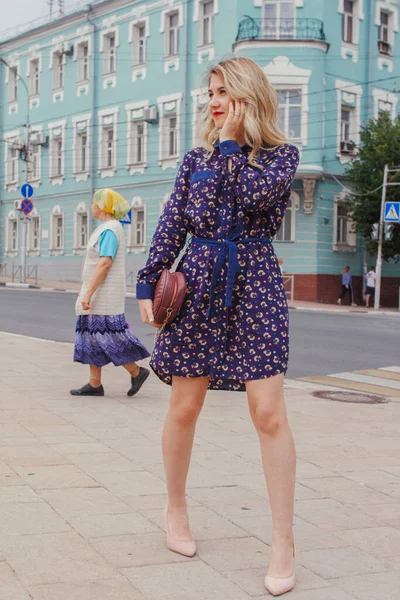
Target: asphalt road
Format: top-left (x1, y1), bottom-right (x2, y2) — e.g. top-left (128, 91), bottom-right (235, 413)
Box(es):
top-left (1, 288), bottom-right (399, 379)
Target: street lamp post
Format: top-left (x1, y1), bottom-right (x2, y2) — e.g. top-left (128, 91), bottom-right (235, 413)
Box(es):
top-left (0, 57), bottom-right (30, 284)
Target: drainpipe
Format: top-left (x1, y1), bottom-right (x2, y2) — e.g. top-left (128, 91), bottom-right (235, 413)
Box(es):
top-left (363, 0), bottom-right (374, 298)
top-left (183, 0), bottom-right (190, 152)
top-left (366, 0), bottom-right (374, 121)
top-left (85, 5), bottom-right (96, 235)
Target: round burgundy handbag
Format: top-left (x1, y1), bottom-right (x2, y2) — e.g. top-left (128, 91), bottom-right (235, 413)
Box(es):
top-left (153, 269), bottom-right (187, 327)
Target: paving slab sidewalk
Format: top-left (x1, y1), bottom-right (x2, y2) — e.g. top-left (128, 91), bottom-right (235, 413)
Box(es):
top-left (0, 331), bottom-right (399, 600)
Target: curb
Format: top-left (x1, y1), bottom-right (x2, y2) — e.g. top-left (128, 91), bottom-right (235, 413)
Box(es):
top-left (0, 281), bottom-right (137, 297)
top-left (2, 283), bottom-right (398, 316)
top-left (0, 281), bottom-right (40, 290)
top-left (289, 305), bottom-right (400, 317)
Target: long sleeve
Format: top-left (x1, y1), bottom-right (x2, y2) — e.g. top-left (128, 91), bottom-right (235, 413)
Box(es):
top-left (219, 140), bottom-right (299, 213)
top-left (136, 153), bottom-right (192, 299)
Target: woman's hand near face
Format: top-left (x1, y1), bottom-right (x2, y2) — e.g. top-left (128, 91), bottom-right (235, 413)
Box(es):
top-left (219, 100), bottom-right (246, 143)
top-left (138, 299), bottom-right (158, 328)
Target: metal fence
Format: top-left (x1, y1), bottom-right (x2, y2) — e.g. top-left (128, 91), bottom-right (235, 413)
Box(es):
top-left (283, 275), bottom-right (295, 305)
top-left (236, 18), bottom-right (326, 42)
top-left (11, 264), bottom-right (38, 285)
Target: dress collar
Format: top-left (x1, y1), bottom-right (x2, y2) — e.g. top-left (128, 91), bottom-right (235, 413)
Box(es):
top-left (213, 140), bottom-right (252, 152)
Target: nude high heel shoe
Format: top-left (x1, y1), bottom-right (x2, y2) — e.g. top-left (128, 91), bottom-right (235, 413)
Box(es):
top-left (264, 545), bottom-right (295, 596)
top-left (164, 505), bottom-right (196, 557)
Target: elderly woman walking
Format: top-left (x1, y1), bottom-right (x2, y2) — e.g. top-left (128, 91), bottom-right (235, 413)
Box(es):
top-left (71, 188), bottom-right (150, 397)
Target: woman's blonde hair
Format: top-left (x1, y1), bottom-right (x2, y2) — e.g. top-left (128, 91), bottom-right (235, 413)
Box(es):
top-left (197, 57), bottom-right (286, 165)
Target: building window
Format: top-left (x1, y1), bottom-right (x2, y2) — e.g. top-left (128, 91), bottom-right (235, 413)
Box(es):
top-left (200, 0), bottom-right (214, 46)
top-left (54, 139), bottom-right (63, 176)
top-left (77, 42), bottom-right (89, 82)
top-left (55, 216), bottom-right (63, 249)
top-left (105, 128), bottom-right (114, 168)
top-left (98, 109), bottom-right (118, 175)
top-left (131, 121), bottom-right (145, 164)
top-left (104, 33), bottom-right (116, 74)
top-left (77, 132), bottom-right (88, 172)
top-left (340, 106), bottom-right (355, 153)
top-left (27, 142), bottom-right (40, 182)
top-left (262, 0), bottom-right (296, 37)
top-left (52, 52), bottom-right (64, 90)
top-left (336, 204), bottom-right (349, 244)
top-left (275, 197), bottom-right (294, 242)
top-left (29, 59), bottom-right (40, 96)
top-left (378, 11), bottom-right (392, 55)
top-left (80, 214), bottom-right (88, 247)
top-left (133, 207), bottom-right (145, 246)
top-left (166, 116), bottom-right (178, 157)
top-left (8, 218), bottom-right (18, 252)
top-left (27, 215), bottom-right (40, 253)
top-left (165, 11), bottom-right (179, 56)
top-left (278, 90), bottom-right (302, 141)
top-left (8, 66), bottom-right (18, 103)
top-left (8, 143), bottom-right (19, 185)
top-left (342, 0), bottom-right (354, 43)
top-left (49, 122), bottom-right (66, 182)
top-left (133, 23), bottom-right (146, 66)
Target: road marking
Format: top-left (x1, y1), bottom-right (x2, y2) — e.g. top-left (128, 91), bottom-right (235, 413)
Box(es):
top-left (284, 379), bottom-right (345, 391)
top-left (356, 369), bottom-right (400, 382)
top-left (298, 375), bottom-right (400, 398)
top-left (380, 366), bottom-right (400, 374)
top-left (328, 372), bottom-right (400, 391)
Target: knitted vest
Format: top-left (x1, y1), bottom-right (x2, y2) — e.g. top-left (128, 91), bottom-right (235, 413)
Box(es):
top-left (75, 220), bottom-right (126, 316)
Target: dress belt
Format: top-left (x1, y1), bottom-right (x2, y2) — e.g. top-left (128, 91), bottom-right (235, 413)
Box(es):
top-left (191, 236), bottom-right (272, 317)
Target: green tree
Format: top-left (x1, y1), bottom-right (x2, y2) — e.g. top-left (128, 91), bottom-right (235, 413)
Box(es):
top-left (344, 112), bottom-right (400, 262)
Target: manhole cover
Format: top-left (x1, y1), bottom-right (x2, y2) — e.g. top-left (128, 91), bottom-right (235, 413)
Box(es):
top-left (312, 391), bottom-right (389, 404)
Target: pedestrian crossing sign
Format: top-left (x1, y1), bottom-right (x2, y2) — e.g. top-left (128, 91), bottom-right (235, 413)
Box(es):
top-left (384, 202), bottom-right (400, 223)
top-left (120, 209), bottom-right (132, 225)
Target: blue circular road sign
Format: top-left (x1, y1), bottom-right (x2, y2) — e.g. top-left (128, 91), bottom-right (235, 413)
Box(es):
top-left (20, 199), bottom-right (34, 215)
top-left (20, 183), bottom-right (34, 198)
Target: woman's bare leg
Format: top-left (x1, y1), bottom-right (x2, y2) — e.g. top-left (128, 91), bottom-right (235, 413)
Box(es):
top-left (89, 365), bottom-right (102, 388)
top-left (163, 376), bottom-right (209, 539)
top-left (122, 362), bottom-right (140, 377)
top-left (246, 373), bottom-right (296, 576)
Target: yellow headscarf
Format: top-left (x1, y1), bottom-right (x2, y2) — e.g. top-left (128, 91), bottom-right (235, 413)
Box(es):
top-left (94, 188), bottom-right (130, 221)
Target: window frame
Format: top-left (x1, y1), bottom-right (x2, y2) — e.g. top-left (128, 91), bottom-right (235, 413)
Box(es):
top-left (274, 195), bottom-right (296, 242)
top-left (98, 107), bottom-right (118, 176)
top-left (29, 58), bottom-right (40, 97)
top-left (342, 0), bottom-right (355, 43)
top-left (165, 10), bottom-right (180, 57)
top-left (277, 89), bottom-right (302, 142)
top-left (104, 32), bottom-right (116, 75)
top-left (49, 205), bottom-right (64, 255)
top-left (52, 51), bottom-right (64, 91)
top-left (333, 196), bottom-right (357, 252)
top-left (48, 121), bottom-right (66, 183)
top-left (8, 66), bottom-right (18, 103)
top-left (200, 0), bottom-right (214, 46)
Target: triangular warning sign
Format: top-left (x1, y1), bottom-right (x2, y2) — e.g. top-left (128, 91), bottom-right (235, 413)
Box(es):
top-left (120, 209), bottom-right (132, 225)
top-left (386, 204), bottom-right (399, 220)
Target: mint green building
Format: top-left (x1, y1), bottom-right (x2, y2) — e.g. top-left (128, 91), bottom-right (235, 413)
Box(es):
top-left (1, 0), bottom-right (399, 304)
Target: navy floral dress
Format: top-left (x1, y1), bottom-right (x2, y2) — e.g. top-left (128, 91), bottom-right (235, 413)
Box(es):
top-left (136, 140), bottom-right (299, 391)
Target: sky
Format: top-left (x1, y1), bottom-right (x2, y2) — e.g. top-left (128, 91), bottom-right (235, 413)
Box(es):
top-left (0, 0), bottom-right (89, 37)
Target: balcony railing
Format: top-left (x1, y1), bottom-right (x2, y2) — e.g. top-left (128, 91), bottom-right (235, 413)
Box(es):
top-left (236, 17), bottom-right (326, 43)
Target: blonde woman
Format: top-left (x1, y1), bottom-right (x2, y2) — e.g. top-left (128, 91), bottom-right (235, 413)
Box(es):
top-left (71, 189), bottom-right (150, 397)
top-left (137, 58), bottom-right (299, 596)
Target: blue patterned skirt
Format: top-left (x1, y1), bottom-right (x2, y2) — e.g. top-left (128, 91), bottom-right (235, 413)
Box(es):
top-left (73, 314), bottom-right (150, 367)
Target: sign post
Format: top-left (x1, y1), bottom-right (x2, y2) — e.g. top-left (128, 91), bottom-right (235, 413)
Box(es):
top-left (375, 167), bottom-right (400, 310)
top-left (19, 184), bottom-right (34, 284)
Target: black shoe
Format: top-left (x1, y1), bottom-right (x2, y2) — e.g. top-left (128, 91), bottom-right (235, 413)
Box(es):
top-left (127, 367), bottom-right (150, 397)
top-left (70, 383), bottom-right (105, 396)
